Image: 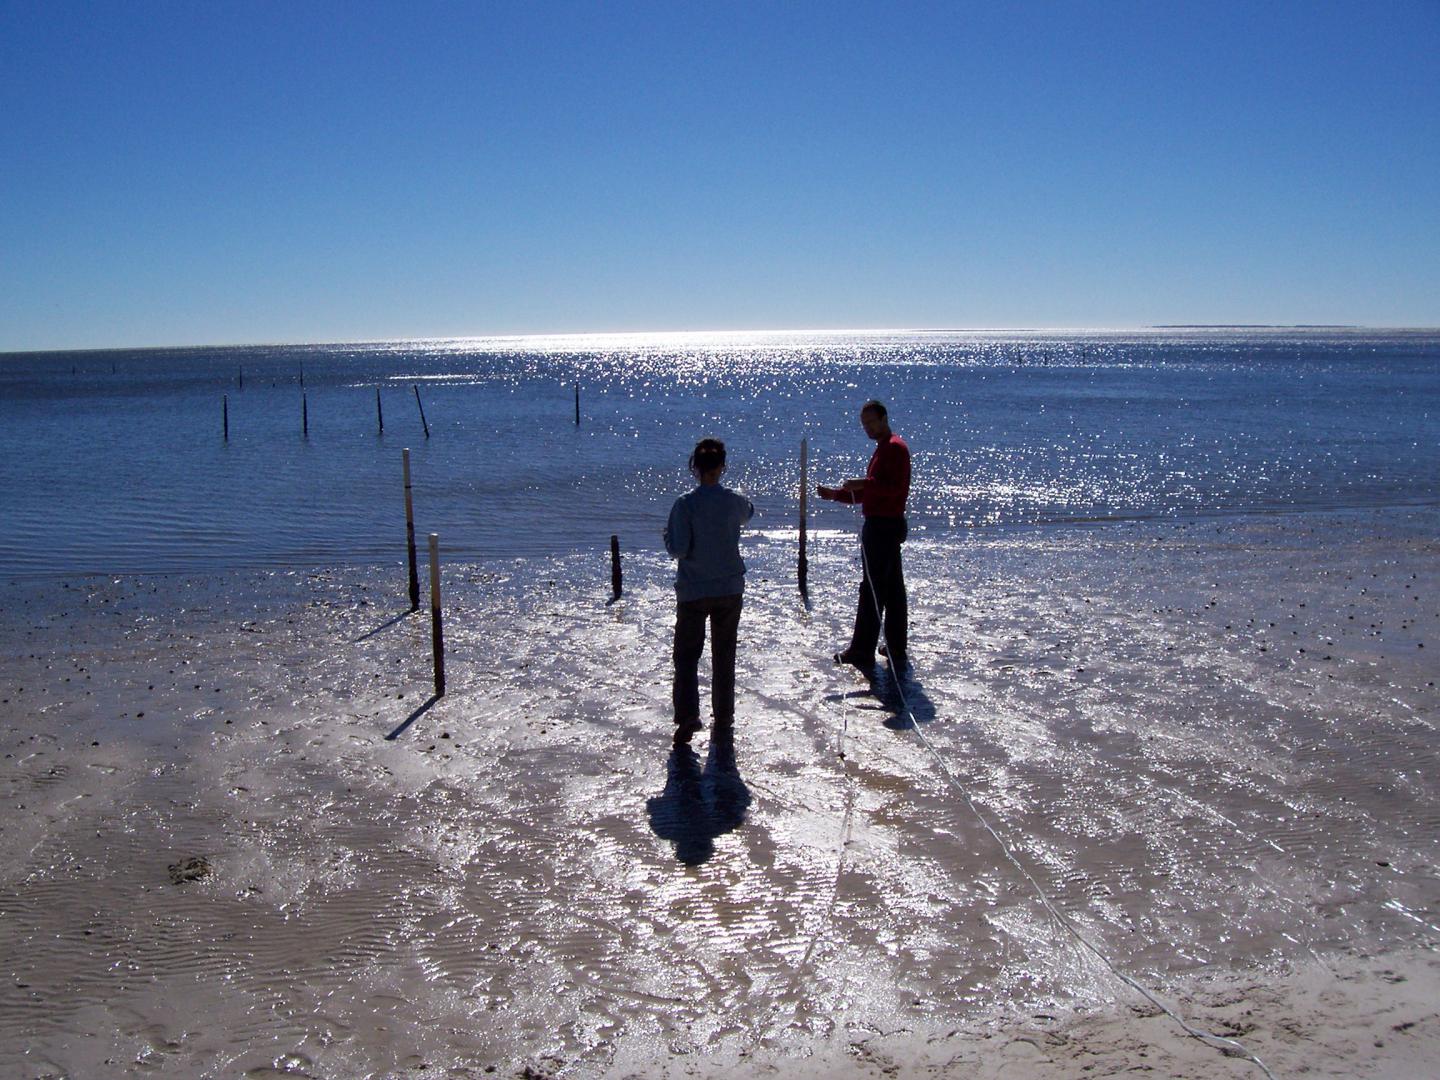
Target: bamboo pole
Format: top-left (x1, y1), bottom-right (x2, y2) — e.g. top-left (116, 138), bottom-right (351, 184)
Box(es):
top-left (413, 385), bottom-right (430, 438)
top-left (799, 437), bottom-right (809, 594)
top-left (404, 449), bottom-right (419, 610)
top-left (376, 387), bottom-right (384, 434)
top-left (429, 533), bottom-right (445, 696)
top-left (611, 534), bottom-right (622, 600)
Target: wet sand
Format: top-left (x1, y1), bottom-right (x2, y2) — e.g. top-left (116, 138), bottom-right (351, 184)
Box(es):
top-left (1, 508), bottom-right (1437, 1078)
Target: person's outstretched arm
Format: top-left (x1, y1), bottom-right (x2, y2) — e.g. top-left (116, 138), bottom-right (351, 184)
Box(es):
top-left (817, 483), bottom-right (861, 504)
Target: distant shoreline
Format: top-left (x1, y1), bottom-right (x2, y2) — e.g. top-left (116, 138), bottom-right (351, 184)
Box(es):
top-left (1150, 323), bottom-right (1362, 329)
top-left (6, 324), bottom-right (1439, 356)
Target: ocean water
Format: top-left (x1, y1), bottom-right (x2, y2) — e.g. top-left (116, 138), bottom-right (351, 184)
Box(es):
top-left (0, 329), bottom-right (1436, 577)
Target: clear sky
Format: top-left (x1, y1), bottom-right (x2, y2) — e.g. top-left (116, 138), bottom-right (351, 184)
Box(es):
top-left (2, 1), bottom-right (1437, 350)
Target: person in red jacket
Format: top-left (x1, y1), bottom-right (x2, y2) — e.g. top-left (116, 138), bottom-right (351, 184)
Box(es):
top-left (817, 400), bottom-right (911, 673)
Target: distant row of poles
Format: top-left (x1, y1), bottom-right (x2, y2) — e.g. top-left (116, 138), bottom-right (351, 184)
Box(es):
top-left (220, 377), bottom-right (595, 440)
top-left (400, 434), bottom-right (813, 699)
top-left (222, 382), bottom-right (431, 440)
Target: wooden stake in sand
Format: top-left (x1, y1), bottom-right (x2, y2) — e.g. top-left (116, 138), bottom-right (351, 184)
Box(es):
top-left (611, 534), bottom-right (623, 600)
top-left (413, 384), bottom-right (430, 438)
top-left (404, 449), bottom-right (420, 610)
top-left (799, 437), bottom-right (809, 595)
top-left (376, 387), bottom-right (384, 435)
top-left (223, 395), bottom-right (229, 441)
top-left (574, 382), bottom-right (580, 426)
top-left (428, 533), bottom-right (445, 696)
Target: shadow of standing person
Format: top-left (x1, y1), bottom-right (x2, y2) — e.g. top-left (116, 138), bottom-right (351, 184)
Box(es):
top-left (877, 665), bottom-right (936, 730)
top-left (647, 732), bottom-right (751, 865)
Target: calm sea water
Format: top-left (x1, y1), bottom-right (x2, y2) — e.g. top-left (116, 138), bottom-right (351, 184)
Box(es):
top-left (0, 330), bottom-right (1435, 577)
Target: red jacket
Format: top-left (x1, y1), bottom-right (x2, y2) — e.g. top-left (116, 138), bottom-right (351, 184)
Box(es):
top-left (823, 434), bottom-right (910, 518)
top-left (860, 434), bottom-right (910, 517)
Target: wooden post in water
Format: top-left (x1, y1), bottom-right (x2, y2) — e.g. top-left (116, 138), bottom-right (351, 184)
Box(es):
top-left (403, 449), bottom-right (419, 610)
top-left (302, 392), bottom-right (309, 436)
top-left (574, 383), bottom-right (580, 426)
top-left (413, 385), bottom-right (430, 438)
top-left (799, 437), bottom-right (809, 595)
top-left (428, 533), bottom-right (445, 697)
top-left (376, 387), bottom-right (384, 435)
top-left (610, 534), bottom-right (623, 600)
top-left (223, 395), bottom-right (229, 441)
top-left (238, 366), bottom-right (244, 390)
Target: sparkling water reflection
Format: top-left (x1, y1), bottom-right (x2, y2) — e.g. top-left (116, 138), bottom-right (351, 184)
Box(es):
top-left (0, 329), bottom-right (1435, 576)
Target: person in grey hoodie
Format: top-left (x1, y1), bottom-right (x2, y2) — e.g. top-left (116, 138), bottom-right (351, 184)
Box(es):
top-left (664, 438), bottom-right (755, 744)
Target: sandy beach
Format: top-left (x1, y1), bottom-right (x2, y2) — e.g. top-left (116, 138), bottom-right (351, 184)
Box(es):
top-left (2, 507), bottom-right (1437, 1078)
top-left (6, 0), bottom-right (1437, 1072)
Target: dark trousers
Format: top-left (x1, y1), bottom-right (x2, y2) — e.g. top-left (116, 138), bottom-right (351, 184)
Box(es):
top-left (851, 516), bottom-right (908, 662)
top-left (673, 593), bottom-right (743, 724)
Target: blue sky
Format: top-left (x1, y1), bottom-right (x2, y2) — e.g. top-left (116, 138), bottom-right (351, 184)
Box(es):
top-left (2, 0), bottom-right (1437, 349)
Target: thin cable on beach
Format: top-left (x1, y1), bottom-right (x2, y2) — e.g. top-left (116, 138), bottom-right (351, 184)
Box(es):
top-left (852, 537), bottom-right (1280, 1080)
top-left (778, 683), bottom-right (859, 1004)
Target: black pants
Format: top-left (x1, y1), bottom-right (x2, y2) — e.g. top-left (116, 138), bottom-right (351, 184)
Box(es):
top-left (673, 593), bottom-right (743, 724)
top-left (851, 516), bottom-right (908, 662)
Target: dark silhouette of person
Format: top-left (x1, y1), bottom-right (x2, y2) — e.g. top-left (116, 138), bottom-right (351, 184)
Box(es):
top-left (664, 438), bottom-right (755, 744)
top-left (817, 400), bottom-right (912, 673)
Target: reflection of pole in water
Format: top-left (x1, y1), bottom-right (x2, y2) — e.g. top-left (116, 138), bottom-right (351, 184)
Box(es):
top-left (574, 382), bottom-right (580, 426)
top-left (798, 437), bottom-right (809, 595)
top-left (404, 449), bottom-right (419, 610)
top-left (223, 395), bottom-right (229, 441)
top-left (375, 387), bottom-right (384, 435)
top-left (302, 392), bottom-right (308, 437)
top-left (429, 532), bottom-right (445, 696)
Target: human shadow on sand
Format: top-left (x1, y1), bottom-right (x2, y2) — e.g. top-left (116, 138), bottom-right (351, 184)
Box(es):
top-left (876, 665), bottom-right (936, 730)
top-left (647, 734), bottom-right (752, 866)
top-left (826, 664), bottom-right (937, 730)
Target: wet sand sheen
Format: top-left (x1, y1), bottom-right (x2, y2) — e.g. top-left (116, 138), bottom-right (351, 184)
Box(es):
top-left (1, 507), bottom-right (1437, 1078)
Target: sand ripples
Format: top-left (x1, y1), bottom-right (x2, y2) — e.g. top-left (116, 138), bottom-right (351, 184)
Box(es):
top-left (0, 511), bottom-right (1437, 1075)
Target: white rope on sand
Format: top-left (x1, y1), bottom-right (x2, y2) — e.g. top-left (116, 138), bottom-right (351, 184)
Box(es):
top-left (781, 684), bottom-right (858, 994)
top-left (852, 534), bottom-right (1280, 1080)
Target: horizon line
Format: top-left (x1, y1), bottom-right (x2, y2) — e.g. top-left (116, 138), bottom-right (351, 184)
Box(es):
top-left (5, 323), bottom-right (1437, 356)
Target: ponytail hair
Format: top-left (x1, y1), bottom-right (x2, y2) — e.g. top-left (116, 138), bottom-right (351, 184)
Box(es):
top-left (689, 437), bottom-right (726, 475)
